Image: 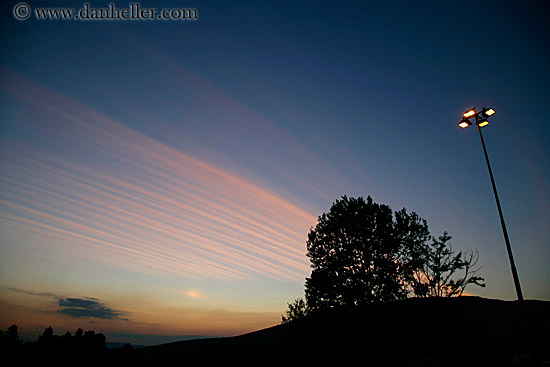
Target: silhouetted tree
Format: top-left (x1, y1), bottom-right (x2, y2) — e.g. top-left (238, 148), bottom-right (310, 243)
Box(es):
top-left (1, 324), bottom-right (22, 349)
top-left (59, 331), bottom-right (73, 350)
top-left (1, 324), bottom-right (118, 366)
top-left (1, 324), bottom-right (23, 364)
top-left (393, 208), bottom-right (431, 292)
top-left (37, 326), bottom-right (55, 346)
top-left (281, 298), bottom-right (309, 323)
top-left (305, 196), bottom-right (430, 309)
top-left (410, 232), bottom-right (485, 297)
top-left (6, 324), bottom-right (21, 343)
top-left (83, 329), bottom-right (106, 351)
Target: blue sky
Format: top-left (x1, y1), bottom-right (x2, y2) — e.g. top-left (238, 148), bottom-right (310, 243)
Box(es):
top-left (1, 0), bottom-right (548, 344)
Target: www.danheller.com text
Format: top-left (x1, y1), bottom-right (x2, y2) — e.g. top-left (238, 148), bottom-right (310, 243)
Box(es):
top-left (15, 2), bottom-right (199, 21)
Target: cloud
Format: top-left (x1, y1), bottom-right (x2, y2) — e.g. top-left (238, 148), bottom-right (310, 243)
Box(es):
top-left (57, 297), bottom-right (127, 320)
top-left (4, 287), bottom-right (58, 298)
top-left (177, 290), bottom-right (201, 299)
top-left (0, 70), bottom-right (316, 281)
top-left (2, 287), bottom-right (127, 321)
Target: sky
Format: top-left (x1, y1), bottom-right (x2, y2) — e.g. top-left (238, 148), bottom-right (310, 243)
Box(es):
top-left (0, 0), bottom-right (548, 345)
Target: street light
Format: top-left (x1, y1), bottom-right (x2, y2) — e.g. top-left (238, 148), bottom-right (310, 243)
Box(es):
top-left (458, 107), bottom-right (524, 301)
top-left (458, 119), bottom-right (472, 129)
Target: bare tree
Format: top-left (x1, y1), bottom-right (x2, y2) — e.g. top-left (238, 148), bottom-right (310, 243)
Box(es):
top-left (410, 232), bottom-right (485, 297)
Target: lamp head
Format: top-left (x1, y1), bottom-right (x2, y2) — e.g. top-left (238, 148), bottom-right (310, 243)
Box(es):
top-left (482, 107), bottom-right (496, 117)
top-left (477, 119), bottom-right (490, 127)
top-left (463, 108), bottom-right (477, 118)
top-left (458, 119), bottom-right (472, 128)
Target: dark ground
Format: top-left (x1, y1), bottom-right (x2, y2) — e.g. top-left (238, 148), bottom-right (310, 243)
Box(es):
top-left (131, 297), bottom-right (549, 367)
top-left (6, 296), bottom-right (549, 366)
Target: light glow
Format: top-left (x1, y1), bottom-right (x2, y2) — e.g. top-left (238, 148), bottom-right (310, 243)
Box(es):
top-left (478, 120), bottom-right (490, 127)
top-left (458, 120), bottom-right (471, 128)
top-left (484, 108), bottom-right (496, 116)
top-left (463, 109), bottom-right (476, 118)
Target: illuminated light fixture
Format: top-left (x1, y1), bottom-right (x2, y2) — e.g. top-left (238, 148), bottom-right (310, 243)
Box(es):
top-left (463, 108), bottom-right (476, 118)
top-left (458, 119), bottom-right (472, 128)
top-left (482, 108), bottom-right (496, 117)
top-left (478, 119), bottom-right (490, 127)
top-left (457, 105), bottom-right (524, 301)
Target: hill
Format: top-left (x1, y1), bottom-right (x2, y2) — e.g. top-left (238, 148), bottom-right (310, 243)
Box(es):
top-left (131, 297), bottom-right (549, 366)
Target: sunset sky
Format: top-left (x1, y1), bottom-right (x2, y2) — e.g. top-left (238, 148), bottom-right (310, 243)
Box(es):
top-left (1, 1), bottom-right (548, 345)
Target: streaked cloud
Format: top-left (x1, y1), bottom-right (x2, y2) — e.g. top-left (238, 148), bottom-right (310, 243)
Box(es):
top-left (4, 287), bottom-right (58, 299)
top-left (159, 55), bottom-right (362, 206)
top-left (0, 70), bottom-right (316, 282)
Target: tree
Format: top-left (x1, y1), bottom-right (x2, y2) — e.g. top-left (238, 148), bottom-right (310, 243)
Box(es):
top-left (305, 196), bottom-right (430, 309)
top-left (281, 298), bottom-right (309, 324)
top-left (410, 232), bottom-right (485, 297)
top-left (38, 326), bottom-right (54, 342)
top-left (0, 324), bottom-right (22, 347)
top-left (1, 325), bottom-right (23, 364)
top-left (75, 328), bottom-right (84, 339)
top-left (83, 330), bottom-right (106, 351)
top-left (6, 324), bottom-right (21, 344)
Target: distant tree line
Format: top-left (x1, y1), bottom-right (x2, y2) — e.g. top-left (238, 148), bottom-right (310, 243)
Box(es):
top-left (282, 196), bottom-right (485, 323)
top-left (1, 324), bottom-right (136, 366)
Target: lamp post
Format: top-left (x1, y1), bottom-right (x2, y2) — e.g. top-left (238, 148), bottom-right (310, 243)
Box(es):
top-left (459, 107), bottom-right (524, 301)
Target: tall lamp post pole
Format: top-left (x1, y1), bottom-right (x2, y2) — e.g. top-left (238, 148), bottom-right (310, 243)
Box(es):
top-left (459, 107), bottom-right (524, 301)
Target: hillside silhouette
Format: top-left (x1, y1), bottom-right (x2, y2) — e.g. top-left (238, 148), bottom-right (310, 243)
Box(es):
top-left (130, 296), bottom-right (549, 367)
top-left (3, 296), bottom-right (548, 366)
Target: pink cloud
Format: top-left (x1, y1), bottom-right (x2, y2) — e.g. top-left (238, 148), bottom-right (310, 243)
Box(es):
top-left (0, 70), bottom-right (316, 281)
